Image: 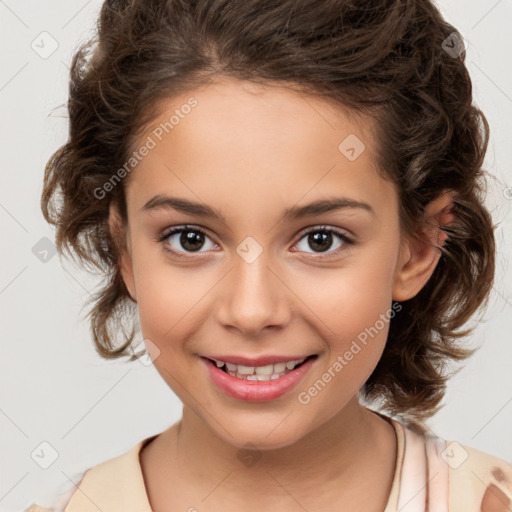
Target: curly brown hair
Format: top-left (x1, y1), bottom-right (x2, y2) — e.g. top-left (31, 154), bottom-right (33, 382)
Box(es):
top-left (41, 0), bottom-right (495, 422)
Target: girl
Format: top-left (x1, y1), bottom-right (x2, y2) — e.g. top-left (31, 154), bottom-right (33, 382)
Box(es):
top-left (27, 0), bottom-right (512, 510)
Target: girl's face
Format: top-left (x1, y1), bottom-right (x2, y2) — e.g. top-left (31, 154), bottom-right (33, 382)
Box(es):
top-left (115, 76), bottom-right (416, 449)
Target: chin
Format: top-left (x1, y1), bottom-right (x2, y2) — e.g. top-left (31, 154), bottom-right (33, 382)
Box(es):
top-left (211, 416), bottom-right (311, 452)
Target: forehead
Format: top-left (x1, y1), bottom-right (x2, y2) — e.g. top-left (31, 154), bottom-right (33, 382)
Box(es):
top-left (124, 76), bottom-right (395, 219)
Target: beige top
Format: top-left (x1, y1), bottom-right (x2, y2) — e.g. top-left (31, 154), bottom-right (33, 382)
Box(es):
top-left (24, 413), bottom-right (512, 512)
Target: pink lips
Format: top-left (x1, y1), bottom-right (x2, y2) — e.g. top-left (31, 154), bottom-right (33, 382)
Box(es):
top-left (202, 354), bottom-right (312, 366)
top-left (201, 356), bottom-right (316, 402)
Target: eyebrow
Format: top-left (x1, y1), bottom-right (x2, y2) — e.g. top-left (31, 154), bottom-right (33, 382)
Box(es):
top-left (141, 194), bottom-right (375, 222)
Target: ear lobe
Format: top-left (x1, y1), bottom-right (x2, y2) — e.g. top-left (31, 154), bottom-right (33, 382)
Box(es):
top-left (392, 189), bottom-right (457, 302)
top-left (108, 203), bottom-right (137, 303)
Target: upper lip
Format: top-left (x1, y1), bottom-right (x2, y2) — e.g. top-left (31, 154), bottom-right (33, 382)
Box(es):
top-left (202, 354), bottom-right (315, 367)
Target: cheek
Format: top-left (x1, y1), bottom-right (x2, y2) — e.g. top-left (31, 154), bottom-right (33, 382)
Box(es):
top-left (131, 245), bottom-right (212, 346)
top-left (295, 267), bottom-right (394, 422)
top-left (136, 275), bottom-right (209, 346)
top-left (133, 262), bottom-right (211, 394)
top-left (292, 245), bottom-right (398, 391)
top-left (292, 250), bottom-right (397, 339)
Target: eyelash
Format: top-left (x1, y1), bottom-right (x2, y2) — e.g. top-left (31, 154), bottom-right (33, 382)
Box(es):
top-left (156, 224), bottom-right (354, 260)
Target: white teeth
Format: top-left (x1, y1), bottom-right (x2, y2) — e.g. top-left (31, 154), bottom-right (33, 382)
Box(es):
top-left (246, 375), bottom-right (271, 381)
top-left (273, 362), bottom-right (286, 373)
top-left (238, 365), bottom-right (256, 375)
top-left (255, 364), bottom-right (274, 375)
top-left (213, 356), bottom-right (309, 381)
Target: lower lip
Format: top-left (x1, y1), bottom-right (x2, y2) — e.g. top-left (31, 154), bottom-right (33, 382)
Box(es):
top-left (202, 357), bottom-right (316, 402)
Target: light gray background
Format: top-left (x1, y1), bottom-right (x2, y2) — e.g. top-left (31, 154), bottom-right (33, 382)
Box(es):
top-left (1, 1), bottom-right (511, 511)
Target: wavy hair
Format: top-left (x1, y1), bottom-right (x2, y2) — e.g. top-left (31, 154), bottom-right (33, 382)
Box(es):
top-left (41, 0), bottom-right (495, 422)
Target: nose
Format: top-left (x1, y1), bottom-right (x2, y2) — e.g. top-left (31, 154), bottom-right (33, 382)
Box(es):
top-left (216, 249), bottom-right (292, 337)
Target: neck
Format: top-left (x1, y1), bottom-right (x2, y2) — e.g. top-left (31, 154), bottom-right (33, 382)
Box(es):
top-left (161, 397), bottom-right (396, 501)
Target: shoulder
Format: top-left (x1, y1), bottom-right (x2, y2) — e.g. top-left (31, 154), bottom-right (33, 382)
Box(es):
top-left (23, 435), bottom-right (156, 512)
top-left (391, 416), bottom-right (512, 512)
top-left (62, 436), bottom-right (155, 512)
top-left (22, 473), bottom-right (84, 512)
top-left (22, 467), bottom-right (87, 512)
top-left (444, 440), bottom-right (512, 512)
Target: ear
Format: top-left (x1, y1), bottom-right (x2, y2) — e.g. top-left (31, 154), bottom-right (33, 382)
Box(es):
top-left (392, 189), bottom-right (457, 302)
top-left (108, 203), bottom-right (137, 303)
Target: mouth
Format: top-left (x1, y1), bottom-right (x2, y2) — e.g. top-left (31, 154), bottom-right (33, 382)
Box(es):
top-left (201, 354), bottom-right (318, 401)
top-left (203, 355), bottom-right (317, 382)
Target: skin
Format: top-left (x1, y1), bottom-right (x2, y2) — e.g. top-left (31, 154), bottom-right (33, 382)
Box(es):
top-left (481, 484), bottom-right (512, 512)
top-left (109, 76), bottom-right (455, 511)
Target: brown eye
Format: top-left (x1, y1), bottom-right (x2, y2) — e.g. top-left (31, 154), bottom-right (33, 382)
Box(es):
top-left (179, 230), bottom-right (205, 252)
top-left (294, 226), bottom-right (353, 256)
top-left (159, 226), bottom-right (217, 255)
top-left (307, 232), bottom-right (335, 252)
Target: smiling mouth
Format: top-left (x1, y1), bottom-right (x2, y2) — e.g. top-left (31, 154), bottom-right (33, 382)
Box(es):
top-left (205, 355), bottom-right (317, 381)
